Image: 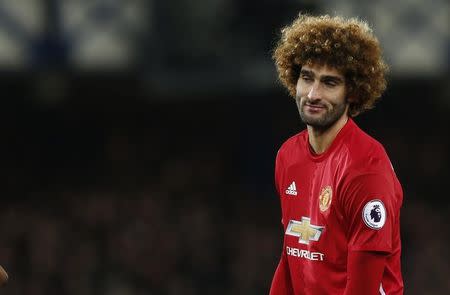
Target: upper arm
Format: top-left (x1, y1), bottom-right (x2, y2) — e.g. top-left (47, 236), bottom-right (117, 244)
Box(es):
top-left (341, 173), bottom-right (398, 253)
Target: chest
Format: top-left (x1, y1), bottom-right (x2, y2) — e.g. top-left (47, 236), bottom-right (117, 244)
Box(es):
top-left (279, 159), bottom-right (345, 227)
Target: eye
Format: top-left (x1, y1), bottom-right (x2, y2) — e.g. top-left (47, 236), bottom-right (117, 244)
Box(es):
top-left (323, 80), bottom-right (338, 87)
top-left (300, 74), bottom-right (313, 82)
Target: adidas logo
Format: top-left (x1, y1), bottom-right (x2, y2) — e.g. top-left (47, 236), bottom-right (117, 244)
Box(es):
top-left (285, 181), bottom-right (298, 196)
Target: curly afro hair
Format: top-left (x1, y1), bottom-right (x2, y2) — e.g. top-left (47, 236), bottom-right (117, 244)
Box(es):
top-left (273, 14), bottom-right (389, 116)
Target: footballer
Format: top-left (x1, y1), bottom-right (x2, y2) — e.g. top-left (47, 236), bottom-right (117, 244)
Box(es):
top-left (269, 14), bottom-right (403, 295)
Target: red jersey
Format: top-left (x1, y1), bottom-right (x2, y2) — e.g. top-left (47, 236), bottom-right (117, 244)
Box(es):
top-left (270, 119), bottom-right (403, 295)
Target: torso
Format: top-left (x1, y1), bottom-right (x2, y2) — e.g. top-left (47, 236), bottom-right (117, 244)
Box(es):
top-left (275, 119), bottom-right (403, 294)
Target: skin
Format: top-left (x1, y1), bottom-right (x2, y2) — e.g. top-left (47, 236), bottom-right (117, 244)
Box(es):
top-left (295, 64), bottom-right (350, 154)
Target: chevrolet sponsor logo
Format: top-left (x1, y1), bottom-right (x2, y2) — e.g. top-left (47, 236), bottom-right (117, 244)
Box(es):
top-left (285, 217), bottom-right (324, 244)
top-left (286, 246), bottom-right (324, 261)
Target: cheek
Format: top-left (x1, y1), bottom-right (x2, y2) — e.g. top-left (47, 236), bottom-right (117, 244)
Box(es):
top-left (329, 90), bottom-right (347, 106)
top-left (295, 83), bottom-right (304, 103)
top-left (337, 88), bottom-right (347, 103)
top-left (295, 80), bottom-right (302, 96)
top-left (295, 96), bottom-right (302, 109)
top-left (295, 79), bottom-right (309, 97)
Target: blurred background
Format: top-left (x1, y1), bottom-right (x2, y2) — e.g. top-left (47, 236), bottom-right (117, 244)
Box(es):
top-left (0, 0), bottom-right (449, 294)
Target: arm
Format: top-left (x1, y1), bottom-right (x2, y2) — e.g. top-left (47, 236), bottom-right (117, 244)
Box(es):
top-left (341, 173), bottom-right (398, 293)
top-left (269, 248), bottom-right (294, 295)
top-left (344, 250), bottom-right (386, 295)
top-left (270, 150), bottom-right (294, 294)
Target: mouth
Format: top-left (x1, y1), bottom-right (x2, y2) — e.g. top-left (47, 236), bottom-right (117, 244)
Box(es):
top-left (304, 103), bottom-right (326, 112)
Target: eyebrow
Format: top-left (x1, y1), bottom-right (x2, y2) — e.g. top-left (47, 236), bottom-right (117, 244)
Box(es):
top-left (300, 69), bottom-right (345, 83)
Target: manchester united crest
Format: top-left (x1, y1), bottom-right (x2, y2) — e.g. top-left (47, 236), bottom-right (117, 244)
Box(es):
top-left (319, 186), bottom-right (332, 212)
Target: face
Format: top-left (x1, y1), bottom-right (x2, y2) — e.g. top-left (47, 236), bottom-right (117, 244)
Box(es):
top-left (296, 64), bottom-right (349, 130)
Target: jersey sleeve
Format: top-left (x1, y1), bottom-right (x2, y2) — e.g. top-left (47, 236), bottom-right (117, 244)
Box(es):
top-left (274, 149), bottom-right (283, 196)
top-left (344, 251), bottom-right (386, 295)
top-left (270, 149), bottom-right (294, 294)
top-left (274, 149), bottom-right (285, 225)
top-left (341, 173), bottom-right (398, 253)
top-left (269, 248), bottom-right (294, 295)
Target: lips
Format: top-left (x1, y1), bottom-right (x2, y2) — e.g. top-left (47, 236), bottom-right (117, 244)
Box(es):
top-left (305, 104), bottom-right (326, 112)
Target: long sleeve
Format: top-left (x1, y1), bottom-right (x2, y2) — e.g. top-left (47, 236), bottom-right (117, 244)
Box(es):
top-left (341, 173), bottom-right (393, 294)
top-left (271, 148), bottom-right (294, 294)
top-left (269, 248), bottom-right (294, 295)
top-left (344, 250), bottom-right (387, 295)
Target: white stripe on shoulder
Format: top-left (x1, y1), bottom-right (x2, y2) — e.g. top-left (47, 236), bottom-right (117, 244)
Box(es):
top-left (379, 283), bottom-right (386, 295)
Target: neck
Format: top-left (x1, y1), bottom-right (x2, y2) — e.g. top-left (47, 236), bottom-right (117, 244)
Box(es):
top-left (307, 114), bottom-right (349, 154)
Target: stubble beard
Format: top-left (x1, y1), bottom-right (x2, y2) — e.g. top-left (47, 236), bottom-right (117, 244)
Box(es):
top-left (298, 98), bottom-right (348, 131)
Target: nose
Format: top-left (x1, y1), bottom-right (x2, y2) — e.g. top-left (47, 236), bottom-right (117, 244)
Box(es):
top-left (307, 82), bottom-right (321, 100)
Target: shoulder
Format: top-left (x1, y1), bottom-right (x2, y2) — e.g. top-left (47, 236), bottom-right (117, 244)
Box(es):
top-left (276, 129), bottom-right (307, 160)
top-left (344, 123), bottom-right (391, 173)
top-left (347, 122), bottom-right (386, 155)
top-left (337, 122), bottom-right (398, 198)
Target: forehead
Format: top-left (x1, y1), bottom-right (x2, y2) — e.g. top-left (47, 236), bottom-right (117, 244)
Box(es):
top-left (301, 64), bottom-right (344, 79)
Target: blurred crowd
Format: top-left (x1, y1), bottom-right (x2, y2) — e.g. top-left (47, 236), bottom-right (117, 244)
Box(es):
top-left (0, 174), bottom-right (281, 294)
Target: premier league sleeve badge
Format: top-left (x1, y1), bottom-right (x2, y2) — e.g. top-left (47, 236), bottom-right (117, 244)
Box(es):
top-left (362, 199), bottom-right (386, 230)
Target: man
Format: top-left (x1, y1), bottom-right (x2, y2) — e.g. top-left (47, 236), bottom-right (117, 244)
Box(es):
top-left (269, 15), bottom-right (403, 295)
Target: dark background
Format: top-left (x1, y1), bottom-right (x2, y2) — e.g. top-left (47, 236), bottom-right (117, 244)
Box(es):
top-left (0, 1), bottom-right (449, 294)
